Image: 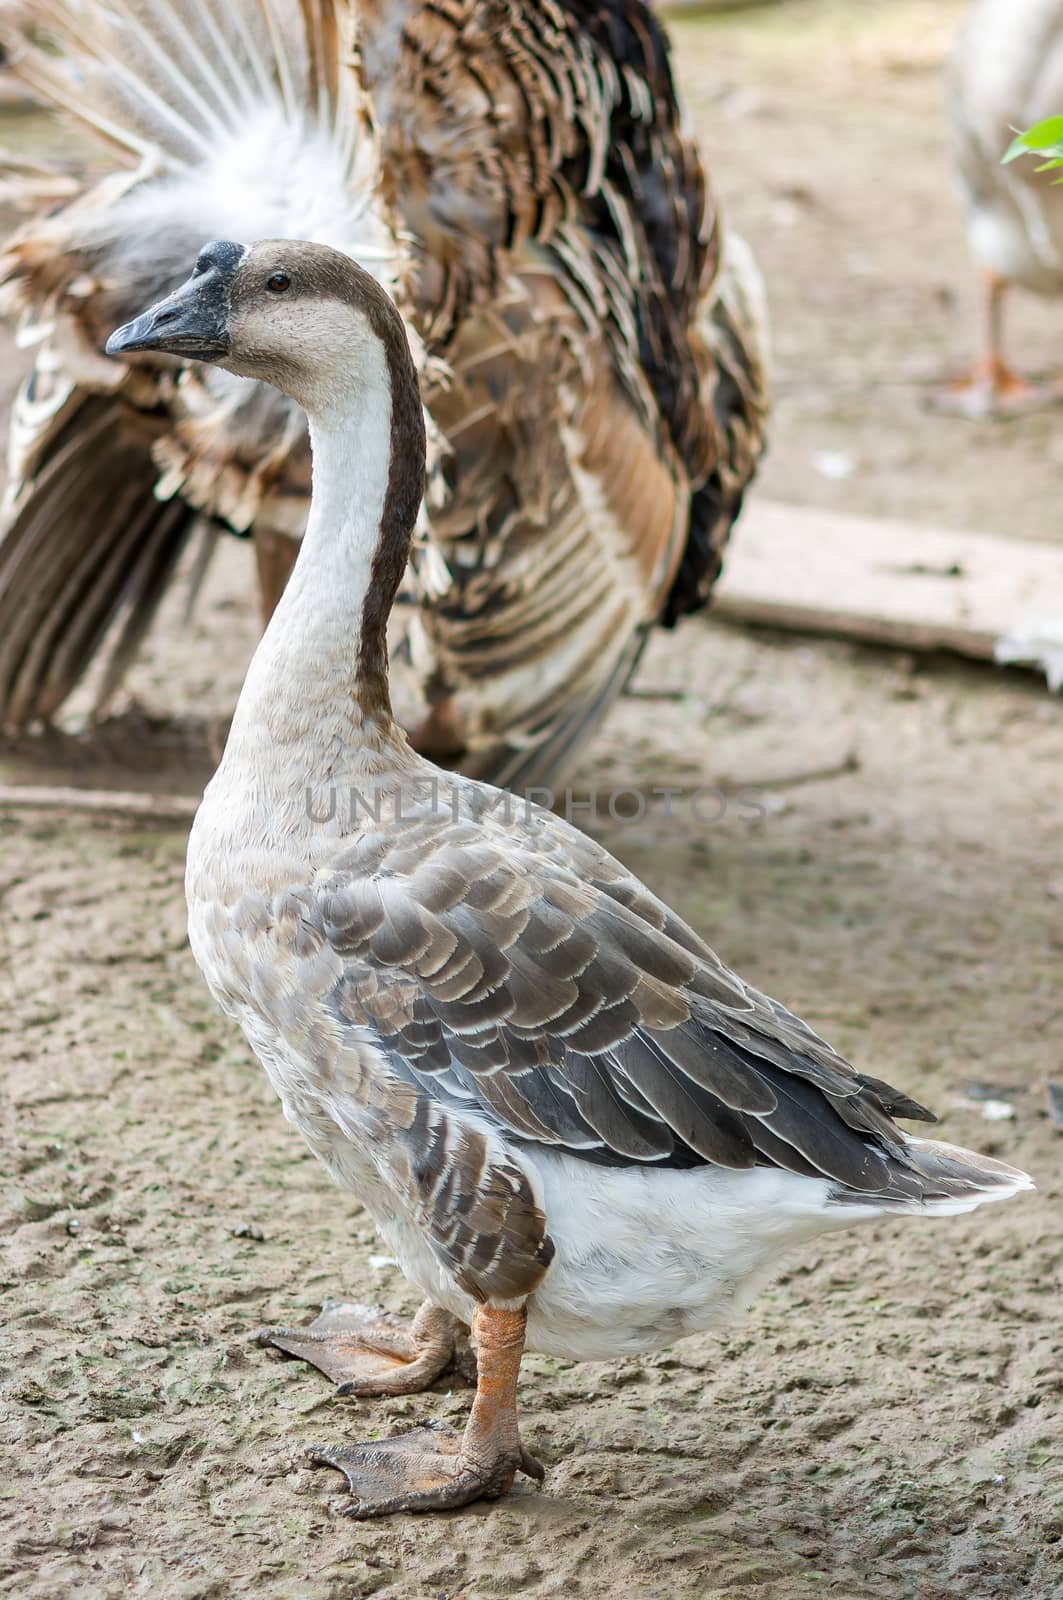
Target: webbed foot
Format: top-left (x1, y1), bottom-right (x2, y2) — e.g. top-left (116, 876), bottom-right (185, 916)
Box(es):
top-left (927, 361), bottom-right (1063, 419)
top-left (307, 1420), bottom-right (543, 1517)
top-left (304, 1305), bottom-right (541, 1517)
top-left (257, 1299), bottom-right (463, 1397)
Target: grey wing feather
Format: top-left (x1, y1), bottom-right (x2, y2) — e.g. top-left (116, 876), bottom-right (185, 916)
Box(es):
top-left (314, 809), bottom-right (934, 1201)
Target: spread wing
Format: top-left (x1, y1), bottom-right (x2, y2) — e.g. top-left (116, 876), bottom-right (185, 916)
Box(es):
top-left (402, 266), bottom-right (689, 790)
top-left (312, 800), bottom-right (934, 1196)
top-left (0, 380), bottom-right (204, 729)
top-left (1, 0), bottom-right (766, 768)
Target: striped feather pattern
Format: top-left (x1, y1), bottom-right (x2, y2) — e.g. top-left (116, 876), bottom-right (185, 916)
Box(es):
top-left (0, 0), bottom-right (767, 780)
top-left (209, 778), bottom-right (1031, 1305)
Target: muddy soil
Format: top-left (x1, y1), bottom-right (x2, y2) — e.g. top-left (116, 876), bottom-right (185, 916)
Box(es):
top-left (1, 3), bottom-right (1061, 1598)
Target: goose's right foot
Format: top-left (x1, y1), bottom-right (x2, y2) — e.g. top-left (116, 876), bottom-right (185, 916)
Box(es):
top-left (927, 358), bottom-right (1063, 418)
top-left (257, 1299), bottom-right (463, 1397)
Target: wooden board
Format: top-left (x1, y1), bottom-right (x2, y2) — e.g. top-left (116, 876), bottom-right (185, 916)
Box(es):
top-left (713, 500), bottom-right (1063, 685)
top-left (658, 1), bottom-right (782, 11)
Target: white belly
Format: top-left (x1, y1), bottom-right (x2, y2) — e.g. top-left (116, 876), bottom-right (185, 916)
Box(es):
top-left (519, 1152), bottom-right (870, 1359)
top-left (968, 193), bottom-right (1063, 295)
top-left (314, 1137), bottom-right (876, 1363)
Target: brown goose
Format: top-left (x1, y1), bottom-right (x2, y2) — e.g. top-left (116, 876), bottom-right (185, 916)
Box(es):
top-left (107, 240), bottom-right (1031, 1517)
top-left (0, 0), bottom-right (767, 789)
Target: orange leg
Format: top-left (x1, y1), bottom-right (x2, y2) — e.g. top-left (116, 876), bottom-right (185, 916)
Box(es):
top-left (305, 1305), bottom-right (543, 1517)
top-left (972, 273), bottom-right (1034, 404)
top-left (931, 272), bottom-right (1063, 418)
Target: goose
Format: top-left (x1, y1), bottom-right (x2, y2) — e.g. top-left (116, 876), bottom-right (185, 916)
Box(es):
top-left (937, 0), bottom-right (1063, 416)
top-left (108, 243), bottom-right (1031, 1516)
top-left (0, 0), bottom-right (767, 790)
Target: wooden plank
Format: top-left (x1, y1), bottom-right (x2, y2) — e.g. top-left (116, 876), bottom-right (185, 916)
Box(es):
top-left (713, 500), bottom-right (1063, 683)
top-left (659, 2), bottom-right (781, 11)
top-left (0, 783), bottom-right (198, 824)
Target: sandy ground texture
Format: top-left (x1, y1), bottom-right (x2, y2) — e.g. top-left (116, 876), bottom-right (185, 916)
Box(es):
top-left (2, 2), bottom-right (1062, 1598)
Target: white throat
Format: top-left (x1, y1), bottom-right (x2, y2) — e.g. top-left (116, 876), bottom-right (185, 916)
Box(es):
top-left (216, 337), bottom-right (402, 796)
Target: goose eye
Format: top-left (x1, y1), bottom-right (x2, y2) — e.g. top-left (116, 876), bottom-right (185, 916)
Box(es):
top-left (266, 272), bottom-right (291, 294)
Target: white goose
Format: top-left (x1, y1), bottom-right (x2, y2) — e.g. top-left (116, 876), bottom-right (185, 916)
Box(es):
top-left (108, 242), bottom-right (1032, 1518)
top-left (940, 0), bottom-right (1063, 414)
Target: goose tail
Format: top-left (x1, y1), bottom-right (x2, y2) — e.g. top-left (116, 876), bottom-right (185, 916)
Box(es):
top-left (0, 0), bottom-right (365, 179)
top-left (830, 1135), bottom-right (1034, 1219)
top-left (0, 0), bottom-right (392, 329)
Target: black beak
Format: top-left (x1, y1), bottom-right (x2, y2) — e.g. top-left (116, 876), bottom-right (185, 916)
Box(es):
top-left (105, 240), bottom-right (245, 361)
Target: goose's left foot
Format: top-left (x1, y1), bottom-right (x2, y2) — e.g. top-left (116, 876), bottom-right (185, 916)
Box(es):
top-left (257, 1299), bottom-right (462, 1397)
top-left (306, 1305), bottom-right (542, 1517)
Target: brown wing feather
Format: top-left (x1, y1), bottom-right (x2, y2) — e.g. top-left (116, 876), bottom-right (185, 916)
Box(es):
top-left (312, 797), bottom-right (933, 1210)
top-left (0, 0), bottom-right (767, 776)
top-left (369, 0), bottom-right (768, 782)
top-left (401, 267), bottom-right (687, 787)
top-left (0, 382), bottom-right (201, 729)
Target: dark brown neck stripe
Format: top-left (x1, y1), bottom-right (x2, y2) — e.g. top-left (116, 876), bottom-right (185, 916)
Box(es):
top-left (356, 292), bottom-right (427, 720)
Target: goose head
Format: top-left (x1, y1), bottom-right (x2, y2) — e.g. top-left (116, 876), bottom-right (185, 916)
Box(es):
top-left (108, 240), bottom-right (426, 723)
top-left (105, 238), bottom-right (419, 423)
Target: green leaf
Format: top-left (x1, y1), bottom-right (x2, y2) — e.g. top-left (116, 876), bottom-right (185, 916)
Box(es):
top-left (1003, 116), bottom-right (1063, 164)
top-left (1019, 114), bottom-right (1063, 148)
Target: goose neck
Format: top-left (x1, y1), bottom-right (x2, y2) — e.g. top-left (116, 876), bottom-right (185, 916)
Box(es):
top-left (222, 341), bottom-right (424, 784)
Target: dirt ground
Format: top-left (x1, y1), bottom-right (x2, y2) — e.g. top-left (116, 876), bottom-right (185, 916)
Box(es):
top-left (2, 3), bottom-right (1062, 1598)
